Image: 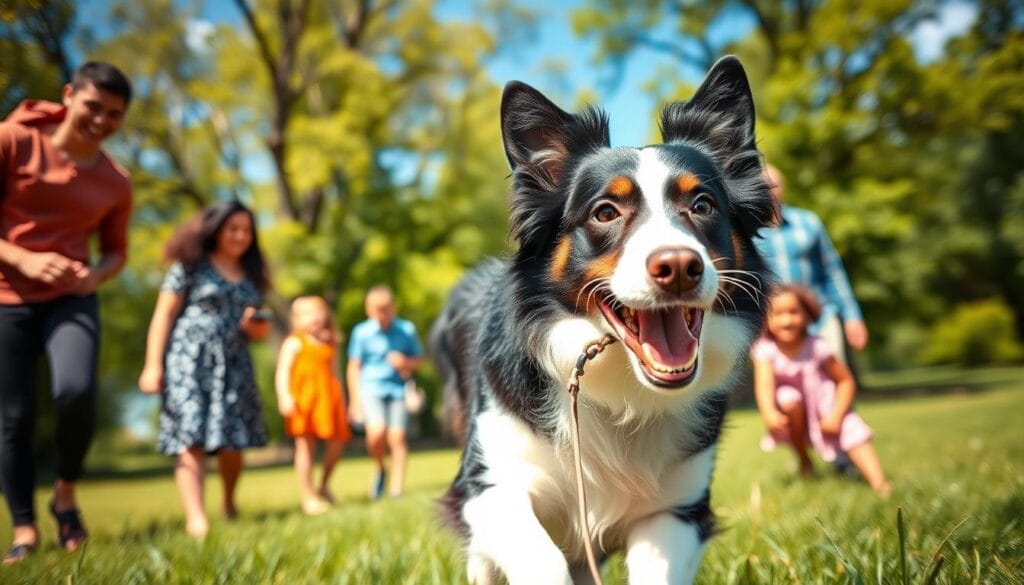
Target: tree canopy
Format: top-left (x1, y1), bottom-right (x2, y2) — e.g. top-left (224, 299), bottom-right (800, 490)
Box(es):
top-left (574, 0), bottom-right (1024, 367)
top-left (1, 0), bottom-right (1021, 440)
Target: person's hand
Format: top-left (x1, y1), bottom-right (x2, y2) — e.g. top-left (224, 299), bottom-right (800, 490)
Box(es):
top-left (138, 365), bottom-right (164, 394)
top-left (386, 351), bottom-right (405, 369)
top-left (348, 403), bottom-right (364, 424)
top-left (820, 413), bottom-right (843, 437)
top-left (277, 394), bottom-right (296, 417)
top-left (764, 409), bottom-right (788, 435)
top-left (844, 320), bottom-right (869, 351)
top-left (68, 265), bottom-right (101, 296)
top-left (239, 307), bottom-right (270, 341)
top-left (15, 251), bottom-right (83, 286)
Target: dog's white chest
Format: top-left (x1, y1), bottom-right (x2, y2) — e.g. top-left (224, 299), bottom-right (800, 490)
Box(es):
top-left (474, 406), bottom-right (715, 558)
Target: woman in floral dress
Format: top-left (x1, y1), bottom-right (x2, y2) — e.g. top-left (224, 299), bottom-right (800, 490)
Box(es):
top-left (139, 200), bottom-right (270, 538)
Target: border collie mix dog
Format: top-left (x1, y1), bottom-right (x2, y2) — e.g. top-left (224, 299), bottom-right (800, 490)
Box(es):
top-left (432, 56), bottom-right (775, 584)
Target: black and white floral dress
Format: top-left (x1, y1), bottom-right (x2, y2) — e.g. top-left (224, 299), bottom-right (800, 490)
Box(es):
top-left (156, 260), bottom-right (268, 455)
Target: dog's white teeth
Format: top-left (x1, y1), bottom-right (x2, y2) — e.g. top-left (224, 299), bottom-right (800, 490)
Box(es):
top-left (651, 363), bottom-right (692, 374)
top-left (644, 344), bottom-right (699, 374)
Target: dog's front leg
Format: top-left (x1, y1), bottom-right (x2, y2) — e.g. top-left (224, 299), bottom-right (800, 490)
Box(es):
top-left (624, 510), bottom-right (708, 584)
top-left (462, 486), bottom-right (572, 585)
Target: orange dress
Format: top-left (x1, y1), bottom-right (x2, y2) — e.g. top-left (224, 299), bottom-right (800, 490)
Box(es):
top-left (284, 334), bottom-right (351, 442)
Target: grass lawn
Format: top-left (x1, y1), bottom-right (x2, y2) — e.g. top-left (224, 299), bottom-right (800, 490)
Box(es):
top-left (2, 383), bottom-right (1022, 583)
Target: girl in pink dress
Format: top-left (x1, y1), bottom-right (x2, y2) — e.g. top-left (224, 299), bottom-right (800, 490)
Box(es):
top-left (752, 284), bottom-right (890, 495)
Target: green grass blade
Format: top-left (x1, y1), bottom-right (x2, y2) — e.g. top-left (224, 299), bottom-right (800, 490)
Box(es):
top-left (875, 528), bottom-right (884, 585)
top-left (898, 507), bottom-right (909, 585)
top-left (922, 555), bottom-right (945, 585)
top-left (920, 515), bottom-right (968, 583)
top-left (816, 517), bottom-right (866, 585)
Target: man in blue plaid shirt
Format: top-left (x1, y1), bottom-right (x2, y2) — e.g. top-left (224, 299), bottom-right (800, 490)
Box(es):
top-left (755, 164), bottom-right (869, 363)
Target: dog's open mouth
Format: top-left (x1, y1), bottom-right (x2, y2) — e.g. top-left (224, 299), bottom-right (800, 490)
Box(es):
top-left (596, 293), bottom-right (704, 387)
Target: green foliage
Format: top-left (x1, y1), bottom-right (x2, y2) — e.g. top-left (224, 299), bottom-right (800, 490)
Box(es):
top-left (0, 0), bottom-right (74, 112)
top-left (2, 0), bottom-right (529, 439)
top-left (572, 0), bottom-right (1024, 366)
top-left (920, 299), bottom-right (1024, 366)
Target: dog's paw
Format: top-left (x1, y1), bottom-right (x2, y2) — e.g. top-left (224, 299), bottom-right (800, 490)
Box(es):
top-left (469, 549), bottom-right (571, 585)
top-left (466, 554), bottom-right (496, 585)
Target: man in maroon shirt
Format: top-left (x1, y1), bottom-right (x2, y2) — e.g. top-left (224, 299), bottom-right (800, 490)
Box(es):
top-left (0, 61), bottom-right (133, 563)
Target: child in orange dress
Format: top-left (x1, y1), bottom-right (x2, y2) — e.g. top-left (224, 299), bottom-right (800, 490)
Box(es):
top-left (275, 295), bottom-right (351, 515)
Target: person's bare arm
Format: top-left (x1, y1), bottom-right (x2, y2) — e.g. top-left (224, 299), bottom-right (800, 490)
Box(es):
top-left (331, 348), bottom-right (347, 405)
top-left (73, 188), bottom-right (131, 295)
top-left (138, 290), bottom-right (185, 393)
top-left (274, 336), bottom-right (301, 417)
top-left (346, 358), bottom-right (362, 422)
top-left (753, 358), bottom-right (787, 433)
top-left (239, 306), bottom-right (270, 341)
top-left (821, 355), bottom-right (856, 435)
top-left (843, 320), bottom-right (869, 351)
top-left (0, 239), bottom-right (82, 286)
top-left (387, 352), bottom-right (422, 379)
top-left (69, 251), bottom-right (126, 296)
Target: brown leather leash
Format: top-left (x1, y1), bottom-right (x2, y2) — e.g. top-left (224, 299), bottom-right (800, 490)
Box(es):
top-left (566, 334), bottom-right (616, 585)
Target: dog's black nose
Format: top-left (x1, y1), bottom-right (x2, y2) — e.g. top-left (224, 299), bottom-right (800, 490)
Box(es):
top-left (647, 246), bottom-right (704, 294)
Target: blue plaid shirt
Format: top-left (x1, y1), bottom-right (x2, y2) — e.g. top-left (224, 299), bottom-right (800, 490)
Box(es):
top-left (754, 205), bottom-right (863, 330)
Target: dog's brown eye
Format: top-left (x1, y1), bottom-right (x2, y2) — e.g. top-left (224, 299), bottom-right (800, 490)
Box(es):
top-left (691, 196), bottom-right (715, 216)
top-left (593, 203), bottom-right (621, 223)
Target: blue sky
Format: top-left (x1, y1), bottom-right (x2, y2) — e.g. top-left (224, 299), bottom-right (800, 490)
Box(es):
top-left (435, 0), bottom-right (674, 147)
top-left (434, 0), bottom-right (755, 147)
top-left (168, 0), bottom-right (976, 148)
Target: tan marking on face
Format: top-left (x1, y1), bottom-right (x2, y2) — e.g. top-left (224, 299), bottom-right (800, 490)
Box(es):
top-left (581, 252), bottom-right (620, 312)
top-left (731, 233), bottom-right (745, 269)
top-left (676, 173), bottom-right (701, 193)
top-left (607, 176), bottom-right (635, 198)
top-left (550, 237), bottom-right (572, 282)
top-left (718, 233), bottom-right (746, 295)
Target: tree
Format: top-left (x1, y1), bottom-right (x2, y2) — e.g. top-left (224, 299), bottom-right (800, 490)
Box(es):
top-left (73, 0), bottom-right (522, 436)
top-left (572, 0), bottom-right (1024, 366)
top-left (0, 0), bottom-right (75, 113)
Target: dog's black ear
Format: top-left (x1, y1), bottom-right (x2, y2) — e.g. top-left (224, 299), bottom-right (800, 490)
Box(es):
top-left (501, 81), bottom-right (608, 190)
top-left (661, 57), bottom-right (773, 238)
top-left (660, 56), bottom-right (756, 153)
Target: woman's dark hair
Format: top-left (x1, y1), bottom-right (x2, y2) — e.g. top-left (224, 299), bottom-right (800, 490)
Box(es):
top-left (163, 200), bottom-right (270, 293)
top-left (71, 61), bottom-right (133, 105)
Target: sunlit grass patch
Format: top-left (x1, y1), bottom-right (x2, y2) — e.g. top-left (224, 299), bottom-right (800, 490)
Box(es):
top-left (2, 385), bottom-right (1021, 583)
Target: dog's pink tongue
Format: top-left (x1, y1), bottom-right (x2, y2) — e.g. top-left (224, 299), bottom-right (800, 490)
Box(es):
top-left (637, 308), bottom-right (697, 367)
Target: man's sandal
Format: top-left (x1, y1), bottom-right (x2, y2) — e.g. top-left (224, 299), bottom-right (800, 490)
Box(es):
top-left (49, 501), bottom-right (88, 551)
top-left (2, 542), bottom-right (36, 565)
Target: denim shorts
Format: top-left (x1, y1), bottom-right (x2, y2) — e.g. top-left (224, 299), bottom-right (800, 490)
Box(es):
top-left (362, 394), bottom-right (408, 430)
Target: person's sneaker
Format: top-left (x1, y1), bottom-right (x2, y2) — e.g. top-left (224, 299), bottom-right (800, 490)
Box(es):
top-left (370, 469), bottom-right (386, 500)
top-left (301, 499), bottom-right (330, 516)
top-left (832, 452), bottom-right (855, 475)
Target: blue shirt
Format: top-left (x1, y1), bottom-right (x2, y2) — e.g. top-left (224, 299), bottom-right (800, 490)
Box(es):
top-left (754, 205), bottom-right (863, 329)
top-left (347, 317), bottom-right (422, 399)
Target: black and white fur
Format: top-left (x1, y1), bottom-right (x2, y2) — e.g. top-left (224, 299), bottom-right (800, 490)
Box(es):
top-left (432, 56), bottom-right (775, 584)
